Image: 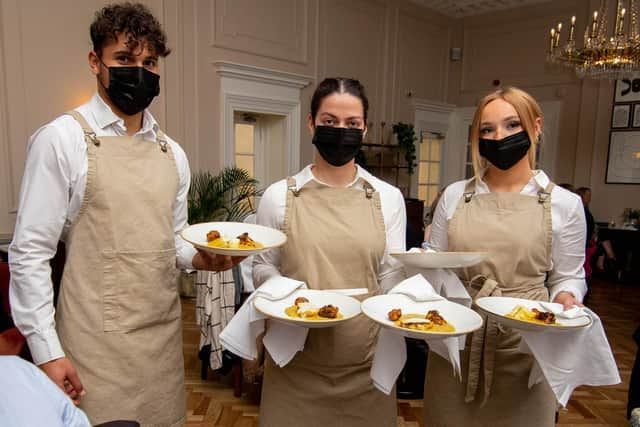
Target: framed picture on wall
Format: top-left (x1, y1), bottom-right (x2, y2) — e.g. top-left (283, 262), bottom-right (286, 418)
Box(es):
top-left (615, 75), bottom-right (640, 102)
top-left (606, 131), bottom-right (640, 184)
top-left (633, 104), bottom-right (640, 128)
top-left (611, 104), bottom-right (631, 128)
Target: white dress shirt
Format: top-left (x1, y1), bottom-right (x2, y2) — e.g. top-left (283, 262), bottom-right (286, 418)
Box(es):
top-left (253, 164), bottom-right (407, 289)
top-left (9, 93), bottom-right (196, 365)
top-left (428, 170), bottom-right (587, 302)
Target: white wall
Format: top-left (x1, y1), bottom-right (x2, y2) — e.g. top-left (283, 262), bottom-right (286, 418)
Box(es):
top-left (2, 0), bottom-right (635, 238)
top-left (0, 0), bottom-right (453, 238)
top-left (446, 0), bottom-right (640, 222)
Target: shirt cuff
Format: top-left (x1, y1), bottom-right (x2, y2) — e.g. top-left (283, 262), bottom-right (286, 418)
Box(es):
top-left (177, 243), bottom-right (197, 271)
top-left (548, 279), bottom-right (587, 303)
top-left (26, 328), bottom-right (65, 365)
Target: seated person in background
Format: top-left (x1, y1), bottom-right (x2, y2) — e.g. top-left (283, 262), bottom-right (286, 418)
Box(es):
top-left (558, 182), bottom-right (576, 193)
top-left (576, 187), bottom-right (616, 273)
top-left (0, 355), bottom-right (91, 427)
top-left (576, 187), bottom-right (596, 278)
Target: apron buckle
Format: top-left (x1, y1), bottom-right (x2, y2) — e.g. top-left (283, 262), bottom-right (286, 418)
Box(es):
top-left (537, 191), bottom-right (550, 203)
top-left (85, 131), bottom-right (100, 146)
top-left (463, 192), bottom-right (474, 203)
top-left (365, 186), bottom-right (374, 199)
top-left (288, 183), bottom-right (300, 197)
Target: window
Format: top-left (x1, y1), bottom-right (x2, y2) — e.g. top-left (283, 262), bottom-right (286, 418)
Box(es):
top-left (234, 114), bottom-right (256, 178)
top-left (417, 132), bottom-right (444, 207)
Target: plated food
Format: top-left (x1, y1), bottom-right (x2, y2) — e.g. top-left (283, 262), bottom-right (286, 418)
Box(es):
top-left (180, 221), bottom-right (286, 256)
top-left (253, 289), bottom-right (361, 328)
top-left (390, 251), bottom-right (489, 269)
top-left (506, 305), bottom-right (556, 325)
top-left (361, 294), bottom-right (483, 339)
top-left (284, 297), bottom-right (343, 320)
top-left (388, 308), bottom-right (456, 333)
top-left (475, 296), bottom-right (592, 333)
top-left (206, 230), bottom-right (264, 249)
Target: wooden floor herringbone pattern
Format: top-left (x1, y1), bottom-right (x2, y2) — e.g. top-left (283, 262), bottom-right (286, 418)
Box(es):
top-left (181, 276), bottom-right (639, 426)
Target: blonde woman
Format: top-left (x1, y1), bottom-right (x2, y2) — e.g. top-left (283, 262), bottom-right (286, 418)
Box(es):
top-left (423, 87), bottom-right (586, 426)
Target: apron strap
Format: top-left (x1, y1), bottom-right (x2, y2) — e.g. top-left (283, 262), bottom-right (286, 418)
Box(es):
top-left (537, 181), bottom-right (554, 204)
top-left (361, 179), bottom-right (375, 199)
top-left (463, 177), bottom-right (476, 203)
top-left (537, 181), bottom-right (554, 269)
top-left (66, 110), bottom-right (100, 147)
top-left (156, 130), bottom-right (169, 153)
top-left (465, 275), bottom-right (501, 405)
top-left (286, 176), bottom-right (300, 197)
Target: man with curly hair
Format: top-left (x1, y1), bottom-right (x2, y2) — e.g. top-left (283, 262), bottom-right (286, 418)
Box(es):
top-left (8, 3), bottom-right (238, 425)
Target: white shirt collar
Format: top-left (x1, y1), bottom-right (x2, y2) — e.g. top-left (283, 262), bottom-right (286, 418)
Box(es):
top-left (475, 169), bottom-right (550, 193)
top-left (89, 93), bottom-right (159, 137)
top-left (295, 164), bottom-right (375, 189)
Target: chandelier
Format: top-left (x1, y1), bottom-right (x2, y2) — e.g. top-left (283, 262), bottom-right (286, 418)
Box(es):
top-left (547, 0), bottom-right (640, 79)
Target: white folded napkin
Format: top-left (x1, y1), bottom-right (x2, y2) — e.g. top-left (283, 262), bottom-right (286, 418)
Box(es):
top-left (331, 288), bottom-right (369, 296)
top-left (518, 307), bottom-right (621, 407)
top-left (538, 301), bottom-right (588, 319)
top-left (371, 329), bottom-right (407, 395)
top-left (371, 274), bottom-right (462, 395)
top-left (219, 276), bottom-right (308, 365)
top-left (388, 273), bottom-right (444, 301)
top-left (419, 268), bottom-right (471, 308)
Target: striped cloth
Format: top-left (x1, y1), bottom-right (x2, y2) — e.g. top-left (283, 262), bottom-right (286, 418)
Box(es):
top-left (195, 269), bottom-right (236, 370)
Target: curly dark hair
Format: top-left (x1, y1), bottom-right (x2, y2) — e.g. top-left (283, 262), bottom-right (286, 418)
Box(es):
top-left (90, 2), bottom-right (171, 57)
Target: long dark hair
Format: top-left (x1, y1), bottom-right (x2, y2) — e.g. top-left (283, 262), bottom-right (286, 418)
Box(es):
top-left (310, 77), bottom-right (369, 123)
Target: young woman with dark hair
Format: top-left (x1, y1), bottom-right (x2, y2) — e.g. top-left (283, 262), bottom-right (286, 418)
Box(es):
top-left (253, 77), bottom-right (407, 426)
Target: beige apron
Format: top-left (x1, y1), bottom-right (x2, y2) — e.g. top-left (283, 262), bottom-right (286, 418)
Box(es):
top-left (424, 178), bottom-right (556, 427)
top-left (259, 176), bottom-right (397, 427)
top-left (56, 111), bottom-right (185, 427)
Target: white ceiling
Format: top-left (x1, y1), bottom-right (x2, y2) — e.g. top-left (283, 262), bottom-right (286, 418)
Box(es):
top-left (411, 0), bottom-right (552, 18)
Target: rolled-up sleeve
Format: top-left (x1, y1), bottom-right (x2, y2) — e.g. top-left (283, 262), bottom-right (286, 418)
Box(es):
top-left (9, 124), bottom-right (70, 365)
top-left (171, 145), bottom-right (196, 270)
top-left (252, 183), bottom-right (285, 287)
top-left (548, 196), bottom-right (588, 302)
top-left (378, 188), bottom-right (407, 290)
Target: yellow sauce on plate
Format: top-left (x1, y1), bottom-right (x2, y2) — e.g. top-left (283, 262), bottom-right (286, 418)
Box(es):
top-left (394, 313), bottom-right (455, 333)
top-left (207, 237), bottom-right (264, 249)
top-left (505, 305), bottom-right (558, 326)
top-left (284, 305), bottom-right (344, 321)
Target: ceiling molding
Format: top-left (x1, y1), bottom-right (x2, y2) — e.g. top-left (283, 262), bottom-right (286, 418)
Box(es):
top-left (409, 0), bottom-right (551, 18)
top-left (214, 61), bottom-right (312, 89)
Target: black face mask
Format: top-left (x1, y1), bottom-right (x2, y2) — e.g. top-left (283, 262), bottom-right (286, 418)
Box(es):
top-left (100, 64), bottom-right (160, 115)
top-left (312, 125), bottom-right (363, 167)
top-left (479, 130), bottom-right (531, 170)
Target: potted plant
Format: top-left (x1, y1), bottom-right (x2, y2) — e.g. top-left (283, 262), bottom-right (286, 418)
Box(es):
top-left (392, 122), bottom-right (420, 196)
top-left (179, 167), bottom-right (262, 296)
top-left (622, 207), bottom-right (640, 228)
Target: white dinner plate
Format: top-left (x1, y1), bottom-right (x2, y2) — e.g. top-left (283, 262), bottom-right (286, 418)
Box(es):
top-left (360, 294), bottom-right (483, 340)
top-left (390, 251), bottom-right (489, 269)
top-left (253, 289), bottom-right (362, 328)
top-left (180, 221), bottom-right (286, 256)
top-left (475, 296), bottom-right (592, 333)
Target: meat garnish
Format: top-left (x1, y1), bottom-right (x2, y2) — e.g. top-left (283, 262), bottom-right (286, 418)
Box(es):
top-left (206, 230), bottom-right (221, 242)
top-left (388, 308), bottom-right (402, 321)
top-left (531, 308), bottom-right (556, 324)
top-left (426, 310), bottom-right (445, 325)
top-left (318, 305), bottom-right (339, 318)
top-left (294, 297), bottom-right (309, 306)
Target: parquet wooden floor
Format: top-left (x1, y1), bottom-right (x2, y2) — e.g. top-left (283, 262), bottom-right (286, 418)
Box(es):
top-left (181, 276), bottom-right (639, 426)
